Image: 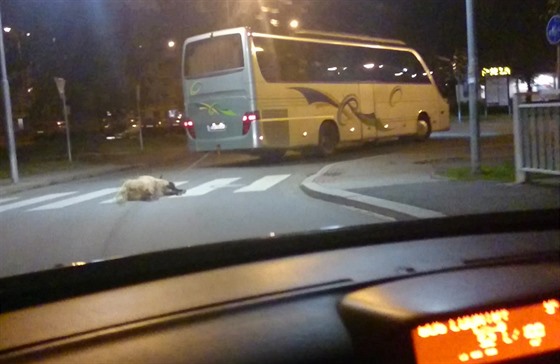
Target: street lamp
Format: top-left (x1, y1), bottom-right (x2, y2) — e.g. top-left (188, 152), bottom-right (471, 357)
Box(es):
top-left (2, 26), bottom-right (29, 59)
top-left (168, 40), bottom-right (175, 48)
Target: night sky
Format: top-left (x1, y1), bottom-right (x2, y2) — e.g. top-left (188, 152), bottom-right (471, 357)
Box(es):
top-left (2, 0), bottom-right (555, 62)
top-left (0, 0), bottom-right (556, 119)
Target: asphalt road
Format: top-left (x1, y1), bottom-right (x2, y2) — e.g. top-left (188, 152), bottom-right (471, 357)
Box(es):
top-left (0, 152), bottom-right (381, 278)
top-left (0, 135), bottom-right (516, 278)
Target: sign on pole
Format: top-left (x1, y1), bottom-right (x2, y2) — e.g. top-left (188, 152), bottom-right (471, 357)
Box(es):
top-left (547, 15), bottom-right (560, 89)
top-left (54, 77), bottom-right (72, 162)
top-left (546, 15), bottom-right (560, 45)
top-left (54, 77), bottom-right (65, 95)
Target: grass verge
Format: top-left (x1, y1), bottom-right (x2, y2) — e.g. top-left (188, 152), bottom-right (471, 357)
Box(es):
top-left (444, 162), bottom-right (515, 182)
top-left (0, 132), bottom-right (187, 179)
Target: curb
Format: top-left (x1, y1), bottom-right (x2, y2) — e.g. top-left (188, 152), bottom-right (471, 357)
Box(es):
top-left (0, 165), bottom-right (137, 197)
top-left (300, 160), bottom-right (446, 221)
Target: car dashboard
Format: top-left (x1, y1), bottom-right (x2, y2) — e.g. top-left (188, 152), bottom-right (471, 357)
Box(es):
top-left (0, 209), bottom-right (559, 364)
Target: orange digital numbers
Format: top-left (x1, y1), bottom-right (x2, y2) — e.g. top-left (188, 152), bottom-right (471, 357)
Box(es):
top-left (412, 299), bottom-right (560, 364)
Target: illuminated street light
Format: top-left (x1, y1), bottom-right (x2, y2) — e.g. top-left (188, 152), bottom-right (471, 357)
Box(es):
top-left (3, 27), bottom-right (11, 33)
top-left (168, 40), bottom-right (175, 48)
top-left (289, 19), bottom-right (299, 29)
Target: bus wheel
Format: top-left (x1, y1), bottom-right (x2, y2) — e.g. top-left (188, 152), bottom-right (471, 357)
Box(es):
top-left (318, 122), bottom-right (339, 156)
top-left (415, 117), bottom-right (431, 141)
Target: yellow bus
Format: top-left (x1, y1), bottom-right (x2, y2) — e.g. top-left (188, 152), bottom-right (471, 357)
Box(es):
top-left (182, 27), bottom-right (449, 159)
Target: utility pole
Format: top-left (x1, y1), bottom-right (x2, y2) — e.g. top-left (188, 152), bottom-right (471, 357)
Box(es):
top-left (55, 77), bottom-right (72, 162)
top-left (0, 4), bottom-right (19, 183)
top-left (466, 0), bottom-right (481, 174)
top-left (136, 84), bottom-right (144, 151)
top-left (556, 44), bottom-right (560, 90)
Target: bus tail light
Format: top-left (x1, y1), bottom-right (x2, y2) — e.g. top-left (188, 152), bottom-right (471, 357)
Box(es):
top-left (242, 111), bottom-right (259, 135)
top-left (183, 118), bottom-right (196, 138)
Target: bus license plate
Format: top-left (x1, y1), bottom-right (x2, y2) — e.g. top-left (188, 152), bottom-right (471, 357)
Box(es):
top-left (207, 122), bottom-right (227, 132)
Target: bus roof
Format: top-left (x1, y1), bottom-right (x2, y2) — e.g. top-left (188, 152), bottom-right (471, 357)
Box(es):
top-left (294, 29), bottom-right (406, 46)
top-left (184, 27), bottom-right (406, 48)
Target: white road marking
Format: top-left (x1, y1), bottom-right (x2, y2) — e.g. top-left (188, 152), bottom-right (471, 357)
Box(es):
top-left (29, 188), bottom-right (119, 211)
top-left (0, 192), bottom-right (76, 213)
top-left (182, 178), bottom-right (240, 197)
top-left (100, 198), bottom-right (117, 204)
top-left (0, 197), bottom-right (19, 205)
top-left (101, 181), bottom-right (189, 203)
top-left (234, 174), bottom-right (291, 193)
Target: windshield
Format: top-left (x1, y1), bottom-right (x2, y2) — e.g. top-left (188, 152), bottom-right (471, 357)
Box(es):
top-left (184, 33), bottom-right (244, 78)
top-left (0, 0), bottom-right (559, 280)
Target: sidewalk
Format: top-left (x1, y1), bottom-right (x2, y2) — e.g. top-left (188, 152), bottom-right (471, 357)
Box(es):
top-left (301, 118), bottom-right (560, 221)
top-left (0, 164), bottom-right (136, 197)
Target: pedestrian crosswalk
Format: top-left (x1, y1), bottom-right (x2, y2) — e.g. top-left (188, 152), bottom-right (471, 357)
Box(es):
top-left (183, 178), bottom-right (241, 197)
top-left (0, 192), bottom-right (77, 214)
top-left (0, 174), bottom-right (293, 213)
top-left (30, 188), bottom-right (119, 211)
top-left (234, 174), bottom-right (290, 193)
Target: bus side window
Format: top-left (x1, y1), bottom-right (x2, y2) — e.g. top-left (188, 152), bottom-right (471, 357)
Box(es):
top-left (278, 49), bottom-right (310, 82)
top-left (254, 38), bottom-right (281, 82)
top-left (379, 50), bottom-right (431, 84)
top-left (257, 53), bottom-right (281, 82)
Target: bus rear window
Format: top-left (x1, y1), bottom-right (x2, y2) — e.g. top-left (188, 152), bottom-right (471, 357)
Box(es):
top-left (184, 34), bottom-right (244, 79)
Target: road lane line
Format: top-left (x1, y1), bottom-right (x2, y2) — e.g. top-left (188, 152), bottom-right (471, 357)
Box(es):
top-left (0, 192), bottom-right (76, 213)
top-left (101, 181), bottom-right (189, 203)
top-left (29, 188), bottom-right (119, 211)
top-left (0, 197), bottom-right (19, 205)
top-left (234, 174), bottom-right (291, 193)
top-left (182, 178), bottom-right (240, 197)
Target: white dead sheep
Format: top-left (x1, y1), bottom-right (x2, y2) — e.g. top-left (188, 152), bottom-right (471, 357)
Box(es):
top-left (115, 175), bottom-right (185, 204)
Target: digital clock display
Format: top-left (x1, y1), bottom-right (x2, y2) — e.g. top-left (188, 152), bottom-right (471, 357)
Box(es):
top-left (412, 298), bottom-right (560, 364)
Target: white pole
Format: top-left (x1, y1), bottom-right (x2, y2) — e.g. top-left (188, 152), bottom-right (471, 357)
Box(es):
top-left (136, 84), bottom-right (144, 151)
top-left (466, 0), bottom-right (481, 174)
top-left (556, 44), bottom-right (560, 90)
top-left (512, 95), bottom-right (525, 183)
top-left (61, 91), bottom-right (72, 162)
top-left (0, 4), bottom-right (19, 183)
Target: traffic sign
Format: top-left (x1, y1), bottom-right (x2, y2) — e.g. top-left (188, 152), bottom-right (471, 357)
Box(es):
top-left (546, 15), bottom-right (560, 45)
top-left (54, 77), bottom-right (65, 96)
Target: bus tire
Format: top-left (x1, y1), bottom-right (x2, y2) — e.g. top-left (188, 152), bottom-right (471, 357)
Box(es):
top-left (318, 122), bottom-right (339, 157)
top-left (415, 116), bottom-right (431, 141)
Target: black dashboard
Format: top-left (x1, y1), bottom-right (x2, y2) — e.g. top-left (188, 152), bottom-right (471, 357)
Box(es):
top-left (0, 209), bottom-right (559, 364)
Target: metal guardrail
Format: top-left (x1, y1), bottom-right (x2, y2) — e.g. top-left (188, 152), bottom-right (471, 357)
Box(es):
top-left (513, 96), bottom-right (560, 183)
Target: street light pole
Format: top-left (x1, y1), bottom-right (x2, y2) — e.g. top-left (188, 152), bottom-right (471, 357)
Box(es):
top-left (0, 4), bottom-right (19, 183)
top-left (556, 44), bottom-right (560, 90)
top-left (54, 77), bottom-right (72, 163)
top-left (136, 83), bottom-right (144, 151)
top-left (466, 0), bottom-right (481, 174)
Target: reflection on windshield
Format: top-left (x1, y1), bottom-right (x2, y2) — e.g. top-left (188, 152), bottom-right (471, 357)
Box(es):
top-left (0, 0), bottom-right (558, 279)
